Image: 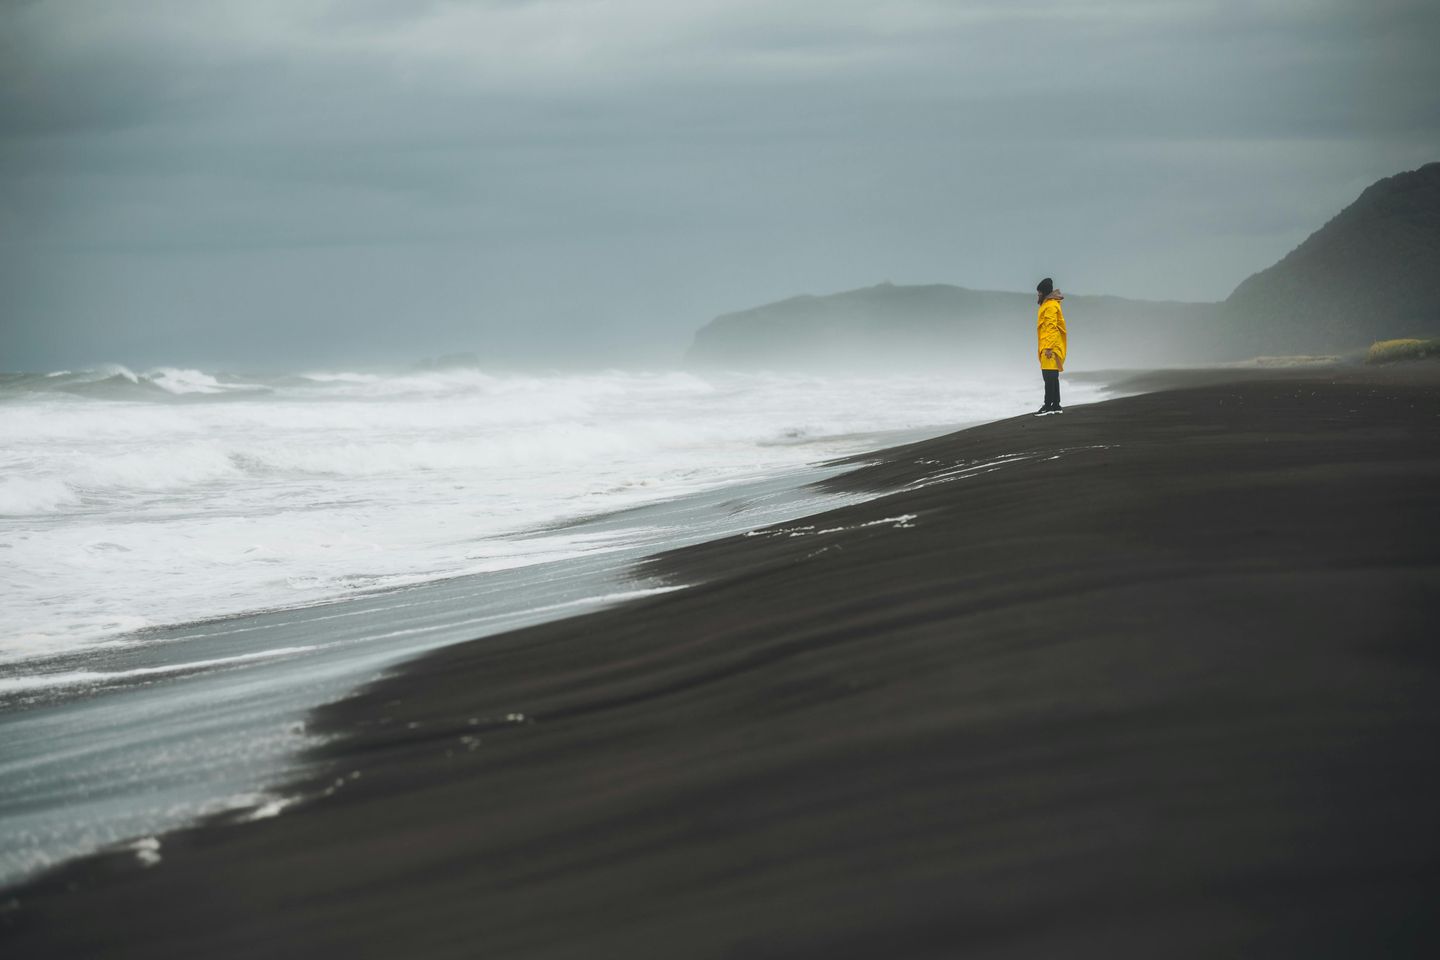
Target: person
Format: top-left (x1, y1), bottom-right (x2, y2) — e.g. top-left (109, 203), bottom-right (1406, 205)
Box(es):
top-left (1035, 277), bottom-right (1067, 415)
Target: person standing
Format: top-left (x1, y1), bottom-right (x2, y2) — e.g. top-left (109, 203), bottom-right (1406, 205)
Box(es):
top-left (1035, 277), bottom-right (1067, 415)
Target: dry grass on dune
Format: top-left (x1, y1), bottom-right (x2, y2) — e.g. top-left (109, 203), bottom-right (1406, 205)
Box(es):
top-left (1367, 338), bottom-right (1440, 364)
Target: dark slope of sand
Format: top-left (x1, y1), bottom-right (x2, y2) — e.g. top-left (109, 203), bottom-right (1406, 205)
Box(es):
top-left (7, 367), bottom-right (1440, 958)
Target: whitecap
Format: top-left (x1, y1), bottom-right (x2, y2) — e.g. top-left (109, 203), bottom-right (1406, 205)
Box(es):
top-left (0, 477), bottom-right (80, 516)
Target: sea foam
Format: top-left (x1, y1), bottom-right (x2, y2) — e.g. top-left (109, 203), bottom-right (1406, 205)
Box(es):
top-left (0, 646), bottom-right (321, 695)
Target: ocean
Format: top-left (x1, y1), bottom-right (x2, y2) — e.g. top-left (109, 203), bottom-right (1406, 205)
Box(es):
top-left (0, 364), bottom-right (1100, 885)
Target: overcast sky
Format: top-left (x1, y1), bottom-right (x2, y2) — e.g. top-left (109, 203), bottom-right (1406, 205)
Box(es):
top-left (2, 0), bottom-right (1437, 370)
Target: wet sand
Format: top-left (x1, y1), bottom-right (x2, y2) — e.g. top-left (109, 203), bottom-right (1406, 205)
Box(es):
top-left (6, 365), bottom-right (1440, 958)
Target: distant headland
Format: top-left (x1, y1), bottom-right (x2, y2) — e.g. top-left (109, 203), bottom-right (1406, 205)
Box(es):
top-left (687, 162), bottom-right (1440, 371)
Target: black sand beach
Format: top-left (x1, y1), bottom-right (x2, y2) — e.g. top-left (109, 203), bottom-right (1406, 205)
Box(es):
top-left (6, 367), bottom-right (1440, 958)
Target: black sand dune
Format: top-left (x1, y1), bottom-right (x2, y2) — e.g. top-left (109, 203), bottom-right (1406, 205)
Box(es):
top-left (5, 366), bottom-right (1440, 958)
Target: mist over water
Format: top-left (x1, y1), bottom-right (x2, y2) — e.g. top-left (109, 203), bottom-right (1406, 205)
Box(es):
top-left (0, 364), bottom-right (1099, 663)
top-left (1, 0), bottom-right (1431, 937)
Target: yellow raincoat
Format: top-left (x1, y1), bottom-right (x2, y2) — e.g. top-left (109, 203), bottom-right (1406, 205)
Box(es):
top-left (1037, 293), bottom-right (1067, 371)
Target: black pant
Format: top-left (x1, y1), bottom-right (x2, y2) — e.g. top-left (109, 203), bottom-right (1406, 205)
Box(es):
top-left (1042, 369), bottom-right (1061, 408)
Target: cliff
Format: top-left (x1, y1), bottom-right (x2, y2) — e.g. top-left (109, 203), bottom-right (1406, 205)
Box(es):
top-left (1223, 161), bottom-right (1440, 356)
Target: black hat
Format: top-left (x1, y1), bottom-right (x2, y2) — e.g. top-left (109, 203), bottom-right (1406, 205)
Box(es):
top-left (1036, 277), bottom-right (1053, 296)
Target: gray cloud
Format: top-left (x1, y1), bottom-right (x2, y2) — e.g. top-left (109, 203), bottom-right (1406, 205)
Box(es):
top-left (2, 0), bottom-right (1437, 370)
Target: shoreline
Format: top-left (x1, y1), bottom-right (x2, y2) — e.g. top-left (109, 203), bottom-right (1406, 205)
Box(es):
top-left (6, 364), bottom-right (1440, 957)
top-left (0, 447), bottom-right (882, 889)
